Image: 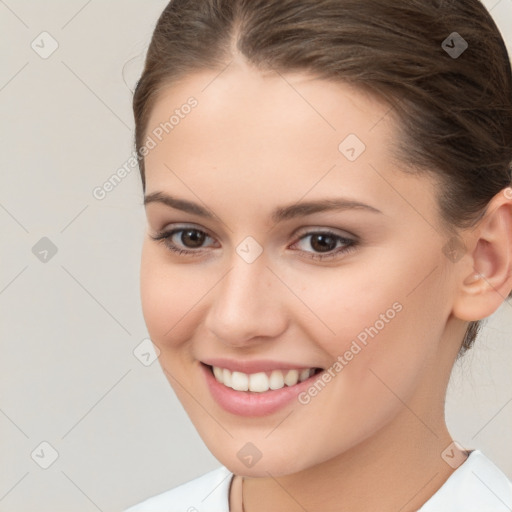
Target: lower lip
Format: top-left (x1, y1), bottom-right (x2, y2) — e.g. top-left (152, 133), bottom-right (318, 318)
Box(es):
top-left (200, 362), bottom-right (323, 417)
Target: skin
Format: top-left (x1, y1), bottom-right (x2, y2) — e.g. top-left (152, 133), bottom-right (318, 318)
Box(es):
top-left (139, 54), bottom-right (512, 512)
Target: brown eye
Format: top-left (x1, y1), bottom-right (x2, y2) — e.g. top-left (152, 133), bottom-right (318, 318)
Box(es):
top-left (180, 229), bottom-right (206, 248)
top-left (150, 226), bottom-right (217, 257)
top-left (291, 230), bottom-right (358, 261)
top-left (309, 233), bottom-right (338, 253)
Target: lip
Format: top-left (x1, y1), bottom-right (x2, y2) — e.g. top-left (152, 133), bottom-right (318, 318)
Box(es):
top-left (201, 357), bottom-right (321, 374)
top-left (200, 362), bottom-right (324, 417)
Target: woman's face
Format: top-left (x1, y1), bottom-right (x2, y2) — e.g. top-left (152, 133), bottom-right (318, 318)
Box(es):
top-left (140, 61), bottom-right (466, 476)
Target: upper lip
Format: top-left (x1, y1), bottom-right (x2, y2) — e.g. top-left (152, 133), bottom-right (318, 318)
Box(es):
top-left (201, 358), bottom-right (322, 374)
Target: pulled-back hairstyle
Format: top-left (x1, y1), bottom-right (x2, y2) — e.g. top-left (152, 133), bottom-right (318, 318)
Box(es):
top-left (133, 0), bottom-right (512, 355)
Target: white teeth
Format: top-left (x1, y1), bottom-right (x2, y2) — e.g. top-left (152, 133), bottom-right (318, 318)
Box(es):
top-left (269, 369), bottom-right (284, 390)
top-left (223, 368), bottom-right (232, 387)
top-left (213, 366), bottom-right (224, 383)
top-left (299, 368), bottom-right (312, 382)
top-left (231, 371), bottom-right (249, 391)
top-left (284, 369), bottom-right (299, 386)
top-left (212, 366), bottom-right (318, 392)
top-left (249, 372), bottom-right (269, 392)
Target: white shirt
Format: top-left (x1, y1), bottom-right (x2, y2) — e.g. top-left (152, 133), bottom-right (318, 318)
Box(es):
top-left (124, 450), bottom-right (512, 511)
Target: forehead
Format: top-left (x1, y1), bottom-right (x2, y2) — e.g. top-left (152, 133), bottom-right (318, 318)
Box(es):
top-left (146, 64), bottom-right (392, 154)
top-left (142, 64), bottom-right (441, 229)
top-left (145, 65), bottom-right (391, 175)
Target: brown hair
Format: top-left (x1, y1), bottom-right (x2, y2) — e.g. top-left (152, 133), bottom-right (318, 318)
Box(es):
top-left (133, 0), bottom-right (512, 356)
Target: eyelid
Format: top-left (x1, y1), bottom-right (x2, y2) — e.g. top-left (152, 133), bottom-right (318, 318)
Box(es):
top-left (160, 223), bottom-right (216, 240)
top-left (150, 224), bottom-right (218, 255)
top-left (158, 223), bottom-right (357, 244)
top-left (289, 228), bottom-right (357, 257)
top-left (151, 223), bottom-right (359, 261)
top-left (168, 225), bottom-right (218, 247)
top-left (292, 225), bottom-right (358, 240)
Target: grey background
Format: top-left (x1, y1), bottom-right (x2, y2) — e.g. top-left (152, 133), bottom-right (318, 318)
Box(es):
top-left (1, 1), bottom-right (511, 511)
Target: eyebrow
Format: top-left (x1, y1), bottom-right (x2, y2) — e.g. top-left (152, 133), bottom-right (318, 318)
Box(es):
top-left (143, 191), bottom-right (382, 223)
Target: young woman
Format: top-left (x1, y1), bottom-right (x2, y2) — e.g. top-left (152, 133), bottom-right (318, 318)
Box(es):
top-left (125, 0), bottom-right (512, 510)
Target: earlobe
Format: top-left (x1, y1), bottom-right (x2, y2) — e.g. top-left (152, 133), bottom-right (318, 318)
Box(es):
top-left (452, 188), bottom-right (512, 322)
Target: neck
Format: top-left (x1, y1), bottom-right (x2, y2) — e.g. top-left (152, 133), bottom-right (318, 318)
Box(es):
top-left (241, 412), bottom-right (465, 512)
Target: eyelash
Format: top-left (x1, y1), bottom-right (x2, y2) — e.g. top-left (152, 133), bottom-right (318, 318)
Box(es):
top-left (150, 226), bottom-right (358, 261)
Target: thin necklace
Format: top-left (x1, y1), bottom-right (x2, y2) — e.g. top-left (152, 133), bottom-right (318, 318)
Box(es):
top-left (241, 476), bottom-right (246, 512)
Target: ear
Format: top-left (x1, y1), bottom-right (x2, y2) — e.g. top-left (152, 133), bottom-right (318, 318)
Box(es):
top-left (451, 187), bottom-right (512, 322)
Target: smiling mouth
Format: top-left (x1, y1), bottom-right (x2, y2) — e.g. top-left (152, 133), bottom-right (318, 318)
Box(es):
top-left (205, 364), bottom-right (324, 393)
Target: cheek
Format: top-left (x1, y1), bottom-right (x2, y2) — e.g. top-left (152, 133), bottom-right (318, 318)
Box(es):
top-left (290, 259), bottom-right (443, 399)
top-left (140, 246), bottom-right (169, 342)
top-left (295, 244), bottom-right (446, 348)
top-left (277, 276), bottom-right (436, 464)
top-left (289, 264), bottom-right (406, 356)
top-left (139, 243), bottom-right (198, 349)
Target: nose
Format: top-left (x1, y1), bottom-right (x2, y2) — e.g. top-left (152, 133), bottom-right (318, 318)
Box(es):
top-left (203, 252), bottom-right (288, 348)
